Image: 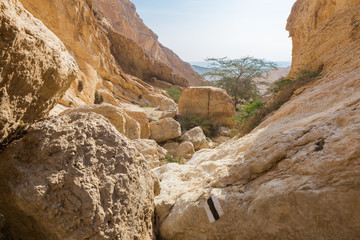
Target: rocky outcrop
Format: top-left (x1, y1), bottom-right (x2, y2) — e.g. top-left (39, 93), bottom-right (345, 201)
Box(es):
top-left (178, 87), bottom-right (236, 128)
top-left (155, 1), bottom-right (360, 239)
top-left (19, 0), bottom-right (173, 109)
top-left (0, 112), bottom-right (158, 239)
top-left (149, 118), bottom-right (181, 143)
top-left (92, 0), bottom-right (203, 86)
top-left (0, 0), bottom-right (78, 146)
top-left (286, 0), bottom-right (360, 74)
top-left (107, 30), bottom-right (190, 87)
top-left (61, 104), bottom-right (141, 139)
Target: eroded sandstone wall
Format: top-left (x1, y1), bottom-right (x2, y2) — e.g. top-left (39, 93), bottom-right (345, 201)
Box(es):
top-left (92, 0), bottom-right (203, 86)
top-left (19, 0), bottom-right (174, 109)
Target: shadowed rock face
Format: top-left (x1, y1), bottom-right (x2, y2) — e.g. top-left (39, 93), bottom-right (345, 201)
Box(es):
top-left (155, 1), bottom-right (360, 239)
top-left (0, 0), bottom-right (78, 146)
top-left (92, 0), bottom-right (204, 86)
top-left (0, 113), bottom-right (158, 240)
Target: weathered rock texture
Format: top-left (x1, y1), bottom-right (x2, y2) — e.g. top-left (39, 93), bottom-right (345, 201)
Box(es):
top-left (0, 0), bottom-right (78, 145)
top-left (132, 139), bottom-right (167, 168)
top-left (92, 0), bottom-right (203, 86)
top-left (155, 1), bottom-right (360, 239)
top-left (19, 0), bottom-right (173, 109)
top-left (61, 104), bottom-right (142, 140)
top-left (0, 113), bottom-right (157, 240)
top-left (287, 0), bottom-right (360, 74)
top-left (178, 87), bottom-right (236, 128)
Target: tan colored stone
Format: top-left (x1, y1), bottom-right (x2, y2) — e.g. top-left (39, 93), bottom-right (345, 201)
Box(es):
top-left (177, 142), bottom-right (195, 160)
top-left (0, 0), bottom-right (78, 145)
top-left (162, 142), bottom-right (180, 157)
top-left (125, 110), bottom-right (151, 139)
top-left (158, 98), bottom-right (177, 111)
top-left (150, 118), bottom-right (181, 143)
top-left (61, 104), bottom-right (141, 140)
top-left (182, 127), bottom-right (211, 150)
top-left (178, 87), bottom-right (235, 128)
top-left (20, 0), bottom-right (174, 110)
top-left (132, 139), bottom-right (167, 168)
top-left (0, 113), bottom-right (157, 240)
top-left (160, 106), bottom-right (177, 119)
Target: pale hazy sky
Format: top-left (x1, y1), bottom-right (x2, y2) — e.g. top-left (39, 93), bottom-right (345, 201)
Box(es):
top-left (131, 0), bottom-right (297, 62)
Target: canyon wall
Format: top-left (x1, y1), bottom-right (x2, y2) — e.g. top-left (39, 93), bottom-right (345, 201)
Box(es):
top-left (19, 0), bottom-right (184, 110)
top-left (93, 0), bottom-right (203, 86)
top-left (155, 0), bottom-right (360, 239)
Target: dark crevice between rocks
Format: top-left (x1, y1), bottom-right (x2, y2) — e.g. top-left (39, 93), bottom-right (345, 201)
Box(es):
top-left (0, 126), bottom-right (28, 154)
top-left (0, 214), bottom-right (13, 240)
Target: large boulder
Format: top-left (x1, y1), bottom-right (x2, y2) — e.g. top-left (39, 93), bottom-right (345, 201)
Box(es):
top-left (149, 118), bottom-right (181, 143)
top-left (0, 0), bottom-right (78, 146)
top-left (178, 87), bottom-right (235, 128)
top-left (0, 113), bottom-right (158, 240)
top-left (182, 127), bottom-right (211, 150)
top-left (62, 104), bottom-right (141, 140)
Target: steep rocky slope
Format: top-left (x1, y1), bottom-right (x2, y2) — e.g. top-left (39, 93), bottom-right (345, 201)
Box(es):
top-left (19, 0), bottom-right (177, 110)
top-left (93, 0), bottom-right (203, 86)
top-left (0, 0), bottom-right (78, 146)
top-left (155, 0), bottom-right (360, 239)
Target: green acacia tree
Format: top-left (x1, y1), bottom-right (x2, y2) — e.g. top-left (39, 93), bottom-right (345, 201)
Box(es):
top-left (203, 57), bottom-right (277, 107)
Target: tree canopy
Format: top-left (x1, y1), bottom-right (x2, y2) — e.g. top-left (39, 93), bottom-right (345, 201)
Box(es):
top-left (203, 57), bottom-right (277, 107)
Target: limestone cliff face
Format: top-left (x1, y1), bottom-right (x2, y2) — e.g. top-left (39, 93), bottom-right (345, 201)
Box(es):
top-left (19, 0), bottom-right (174, 109)
top-left (92, 0), bottom-right (203, 86)
top-left (155, 1), bottom-right (360, 239)
top-left (287, 0), bottom-right (360, 74)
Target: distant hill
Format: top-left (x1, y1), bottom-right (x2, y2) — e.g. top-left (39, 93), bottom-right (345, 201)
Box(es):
top-left (191, 65), bottom-right (211, 75)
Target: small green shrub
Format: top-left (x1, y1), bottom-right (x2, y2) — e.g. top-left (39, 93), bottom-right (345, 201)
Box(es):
top-left (234, 69), bottom-right (321, 136)
top-left (180, 114), bottom-right (217, 137)
top-left (236, 99), bottom-right (263, 121)
top-left (166, 87), bottom-right (181, 103)
top-left (94, 90), bottom-right (104, 104)
top-left (164, 155), bottom-right (183, 164)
